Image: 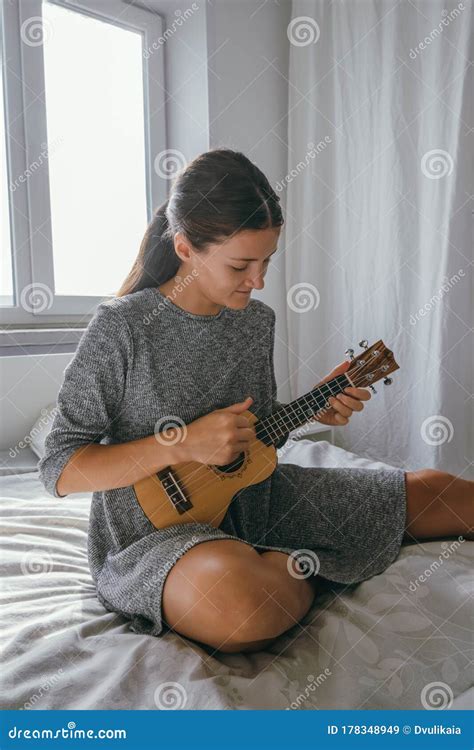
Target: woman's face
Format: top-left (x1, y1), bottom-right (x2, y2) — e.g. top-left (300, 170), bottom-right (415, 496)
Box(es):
top-left (180, 226), bottom-right (281, 309)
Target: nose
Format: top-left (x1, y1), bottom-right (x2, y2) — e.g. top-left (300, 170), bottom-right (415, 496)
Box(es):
top-left (244, 271), bottom-right (265, 291)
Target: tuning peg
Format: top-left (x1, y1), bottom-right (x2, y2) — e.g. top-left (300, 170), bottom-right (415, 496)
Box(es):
top-left (383, 377), bottom-right (393, 386)
top-left (344, 348), bottom-right (354, 360)
top-left (359, 339), bottom-right (368, 350)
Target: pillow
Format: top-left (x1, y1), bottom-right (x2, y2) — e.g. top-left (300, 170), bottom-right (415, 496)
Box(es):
top-left (29, 403), bottom-right (59, 459)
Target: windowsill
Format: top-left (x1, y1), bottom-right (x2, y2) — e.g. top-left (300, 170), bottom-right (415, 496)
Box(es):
top-left (0, 328), bottom-right (85, 355)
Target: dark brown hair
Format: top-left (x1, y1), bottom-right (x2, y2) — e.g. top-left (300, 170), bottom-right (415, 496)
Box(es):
top-left (116, 148), bottom-right (284, 297)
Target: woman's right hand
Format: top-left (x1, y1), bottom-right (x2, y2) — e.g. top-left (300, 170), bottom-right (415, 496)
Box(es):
top-left (176, 396), bottom-right (256, 465)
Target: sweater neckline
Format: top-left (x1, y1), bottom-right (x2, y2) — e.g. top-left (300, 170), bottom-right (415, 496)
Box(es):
top-left (147, 286), bottom-right (246, 321)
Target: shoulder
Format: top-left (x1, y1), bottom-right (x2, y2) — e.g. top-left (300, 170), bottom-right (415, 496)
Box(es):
top-left (94, 289), bottom-right (153, 330)
top-left (245, 298), bottom-right (276, 325)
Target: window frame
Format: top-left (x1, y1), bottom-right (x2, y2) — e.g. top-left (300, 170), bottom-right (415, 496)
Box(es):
top-left (0, 0), bottom-right (167, 329)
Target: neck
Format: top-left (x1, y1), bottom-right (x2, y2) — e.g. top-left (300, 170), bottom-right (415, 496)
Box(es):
top-left (158, 278), bottom-right (225, 317)
top-left (255, 373), bottom-right (353, 446)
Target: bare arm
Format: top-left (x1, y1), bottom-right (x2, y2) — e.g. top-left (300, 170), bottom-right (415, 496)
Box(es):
top-left (56, 435), bottom-right (182, 497)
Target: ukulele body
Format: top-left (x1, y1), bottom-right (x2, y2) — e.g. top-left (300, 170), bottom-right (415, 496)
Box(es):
top-left (133, 410), bottom-right (278, 530)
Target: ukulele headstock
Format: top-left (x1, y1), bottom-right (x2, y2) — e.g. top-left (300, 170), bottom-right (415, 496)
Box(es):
top-left (345, 339), bottom-right (399, 392)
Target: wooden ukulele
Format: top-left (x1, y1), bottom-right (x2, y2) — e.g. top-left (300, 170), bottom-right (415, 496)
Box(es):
top-left (133, 339), bottom-right (399, 530)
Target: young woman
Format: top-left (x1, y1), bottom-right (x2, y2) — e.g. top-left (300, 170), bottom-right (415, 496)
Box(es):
top-left (39, 148), bottom-right (473, 655)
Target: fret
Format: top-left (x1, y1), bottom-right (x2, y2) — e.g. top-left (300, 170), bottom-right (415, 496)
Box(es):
top-left (255, 374), bottom-right (351, 447)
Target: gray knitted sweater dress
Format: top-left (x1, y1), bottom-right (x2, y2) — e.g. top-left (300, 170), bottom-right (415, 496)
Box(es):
top-left (38, 287), bottom-right (407, 638)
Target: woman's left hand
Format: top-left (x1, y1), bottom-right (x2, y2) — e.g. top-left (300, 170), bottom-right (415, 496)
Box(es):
top-left (309, 360), bottom-right (372, 426)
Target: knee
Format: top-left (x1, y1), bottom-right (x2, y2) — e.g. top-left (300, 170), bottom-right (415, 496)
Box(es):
top-left (406, 468), bottom-right (452, 497)
top-left (163, 540), bottom-right (316, 652)
top-left (204, 553), bottom-right (302, 644)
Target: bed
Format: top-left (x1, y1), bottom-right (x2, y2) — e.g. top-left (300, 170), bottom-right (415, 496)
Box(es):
top-left (0, 438), bottom-right (472, 710)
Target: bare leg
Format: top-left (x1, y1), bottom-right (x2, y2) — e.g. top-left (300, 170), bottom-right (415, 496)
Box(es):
top-left (403, 469), bottom-right (474, 542)
top-left (162, 541), bottom-right (319, 654)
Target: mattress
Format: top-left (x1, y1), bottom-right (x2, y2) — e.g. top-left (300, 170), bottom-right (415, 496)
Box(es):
top-left (0, 438), bottom-right (472, 710)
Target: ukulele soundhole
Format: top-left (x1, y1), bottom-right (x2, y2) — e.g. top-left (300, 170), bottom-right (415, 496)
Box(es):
top-left (213, 451), bottom-right (246, 474)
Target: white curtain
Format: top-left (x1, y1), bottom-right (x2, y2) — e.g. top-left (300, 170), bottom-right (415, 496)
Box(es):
top-left (281, 0), bottom-right (473, 478)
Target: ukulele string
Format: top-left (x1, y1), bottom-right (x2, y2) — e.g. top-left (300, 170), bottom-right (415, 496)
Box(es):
top-left (159, 369), bottom-right (377, 499)
top-left (163, 369), bottom-right (376, 498)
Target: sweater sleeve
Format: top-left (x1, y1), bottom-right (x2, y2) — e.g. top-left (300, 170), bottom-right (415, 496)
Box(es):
top-left (269, 309), bottom-right (285, 414)
top-left (38, 302), bottom-right (133, 499)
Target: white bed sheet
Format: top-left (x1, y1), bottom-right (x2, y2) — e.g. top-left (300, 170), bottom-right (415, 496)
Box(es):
top-left (0, 439), bottom-right (472, 710)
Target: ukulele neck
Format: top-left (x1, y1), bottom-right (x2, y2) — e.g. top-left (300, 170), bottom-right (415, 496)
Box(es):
top-left (255, 373), bottom-right (352, 446)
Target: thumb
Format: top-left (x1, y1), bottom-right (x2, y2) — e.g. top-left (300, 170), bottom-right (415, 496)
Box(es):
top-left (223, 396), bottom-right (253, 413)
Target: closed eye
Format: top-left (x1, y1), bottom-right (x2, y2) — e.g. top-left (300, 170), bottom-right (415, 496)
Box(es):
top-left (230, 258), bottom-right (271, 272)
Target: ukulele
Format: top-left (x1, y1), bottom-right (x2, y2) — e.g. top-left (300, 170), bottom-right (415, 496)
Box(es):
top-left (133, 339), bottom-right (399, 530)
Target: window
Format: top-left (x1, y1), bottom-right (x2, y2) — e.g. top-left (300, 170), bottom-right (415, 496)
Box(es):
top-left (1, 60), bottom-right (13, 306)
top-left (0, 0), bottom-right (166, 328)
top-left (42, 1), bottom-right (147, 297)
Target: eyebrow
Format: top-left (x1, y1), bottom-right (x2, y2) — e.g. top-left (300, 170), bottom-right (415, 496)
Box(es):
top-left (228, 248), bottom-right (278, 261)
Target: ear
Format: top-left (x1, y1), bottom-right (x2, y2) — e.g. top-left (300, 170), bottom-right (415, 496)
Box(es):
top-left (173, 232), bottom-right (194, 263)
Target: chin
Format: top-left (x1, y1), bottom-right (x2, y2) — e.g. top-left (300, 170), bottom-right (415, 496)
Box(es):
top-left (228, 291), bottom-right (251, 308)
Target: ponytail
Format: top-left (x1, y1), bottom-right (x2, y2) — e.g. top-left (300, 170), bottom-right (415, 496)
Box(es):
top-left (116, 200), bottom-right (180, 296)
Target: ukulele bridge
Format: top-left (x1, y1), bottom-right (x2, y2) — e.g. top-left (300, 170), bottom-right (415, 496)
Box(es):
top-left (158, 468), bottom-right (193, 515)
